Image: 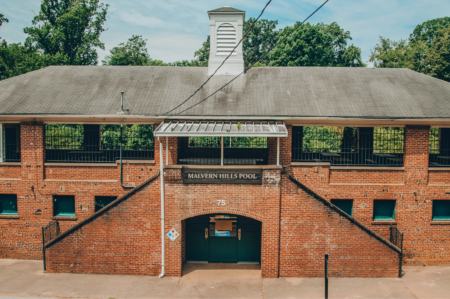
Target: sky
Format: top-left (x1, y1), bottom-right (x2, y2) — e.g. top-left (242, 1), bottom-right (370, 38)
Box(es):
top-left (1, 0), bottom-right (450, 66)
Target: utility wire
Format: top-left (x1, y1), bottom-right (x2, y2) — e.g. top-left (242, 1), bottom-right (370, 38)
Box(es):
top-left (161, 0), bottom-right (273, 116)
top-left (170, 0), bottom-right (330, 116)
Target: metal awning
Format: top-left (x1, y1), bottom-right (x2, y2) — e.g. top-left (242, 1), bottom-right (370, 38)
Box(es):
top-left (154, 120), bottom-right (288, 137)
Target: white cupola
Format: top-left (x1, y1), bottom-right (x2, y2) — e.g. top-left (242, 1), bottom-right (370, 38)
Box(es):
top-left (207, 6), bottom-right (245, 75)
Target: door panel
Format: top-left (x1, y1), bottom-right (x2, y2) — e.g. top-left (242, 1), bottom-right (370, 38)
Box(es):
top-left (209, 237), bottom-right (238, 263)
top-left (186, 217), bottom-right (209, 262)
top-left (237, 218), bottom-right (261, 263)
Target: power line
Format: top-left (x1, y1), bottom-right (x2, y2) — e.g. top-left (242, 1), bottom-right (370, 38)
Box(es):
top-left (161, 0), bottom-right (273, 116)
top-left (170, 0), bottom-right (330, 116)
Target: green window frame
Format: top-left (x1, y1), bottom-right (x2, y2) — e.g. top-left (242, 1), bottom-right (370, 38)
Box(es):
top-left (95, 196), bottom-right (117, 212)
top-left (432, 200), bottom-right (450, 221)
top-left (331, 199), bottom-right (353, 216)
top-left (0, 194), bottom-right (18, 215)
top-left (373, 200), bottom-right (396, 221)
top-left (53, 195), bottom-right (75, 217)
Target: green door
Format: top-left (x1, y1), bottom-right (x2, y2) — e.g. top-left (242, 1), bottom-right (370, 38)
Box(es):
top-left (237, 217), bottom-right (261, 263)
top-left (185, 215), bottom-right (261, 264)
top-left (186, 216), bottom-right (209, 262)
top-left (209, 237), bottom-right (238, 263)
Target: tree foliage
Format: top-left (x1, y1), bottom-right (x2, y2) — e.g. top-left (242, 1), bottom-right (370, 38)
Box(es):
top-left (369, 37), bottom-right (414, 68)
top-left (103, 35), bottom-right (150, 66)
top-left (0, 13), bottom-right (67, 80)
top-left (370, 17), bottom-right (450, 82)
top-left (24, 0), bottom-right (109, 65)
top-left (45, 124), bottom-right (154, 150)
top-left (194, 18), bottom-right (280, 67)
top-left (269, 22), bottom-right (364, 67)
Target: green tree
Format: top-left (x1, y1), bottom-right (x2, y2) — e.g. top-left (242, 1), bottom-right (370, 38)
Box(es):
top-left (24, 0), bottom-right (109, 65)
top-left (0, 41), bottom-right (67, 80)
top-left (269, 22), bottom-right (364, 67)
top-left (370, 18), bottom-right (450, 82)
top-left (416, 27), bottom-right (450, 82)
top-left (369, 37), bottom-right (414, 68)
top-left (410, 17), bottom-right (450, 45)
top-left (103, 35), bottom-right (150, 66)
top-left (194, 18), bottom-right (280, 67)
top-left (0, 13), bottom-right (8, 38)
top-left (194, 35), bottom-right (209, 67)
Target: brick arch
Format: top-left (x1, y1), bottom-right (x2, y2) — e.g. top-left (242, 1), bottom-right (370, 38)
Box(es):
top-left (180, 208), bottom-right (264, 222)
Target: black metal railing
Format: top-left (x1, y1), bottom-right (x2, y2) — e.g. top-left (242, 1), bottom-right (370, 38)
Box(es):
top-left (43, 220), bottom-right (60, 245)
top-left (390, 226), bottom-right (404, 278)
top-left (3, 124), bottom-right (21, 162)
top-left (292, 127), bottom-right (404, 166)
top-left (45, 124), bottom-right (154, 163)
top-left (178, 136), bottom-right (268, 165)
top-left (429, 127), bottom-right (450, 167)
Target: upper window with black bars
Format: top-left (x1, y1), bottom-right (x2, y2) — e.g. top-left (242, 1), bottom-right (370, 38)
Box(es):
top-left (429, 127), bottom-right (450, 167)
top-left (45, 124), bottom-right (154, 163)
top-left (1, 124), bottom-right (21, 163)
top-left (178, 136), bottom-right (268, 165)
top-left (292, 126), bottom-right (404, 166)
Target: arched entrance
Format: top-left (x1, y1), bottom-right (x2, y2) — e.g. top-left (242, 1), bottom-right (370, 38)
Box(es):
top-left (185, 214), bottom-right (261, 263)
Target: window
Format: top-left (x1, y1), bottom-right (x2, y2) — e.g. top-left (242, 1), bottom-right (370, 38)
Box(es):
top-left (373, 200), bottom-right (396, 221)
top-left (432, 200), bottom-right (450, 221)
top-left (0, 194), bottom-right (18, 215)
top-left (1, 124), bottom-right (21, 162)
top-left (53, 195), bottom-right (75, 217)
top-left (292, 126), bottom-right (404, 166)
top-left (331, 199), bottom-right (353, 216)
top-left (45, 124), bottom-right (154, 163)
top-left (429, 128), bottom-right (450, 167)
top-left (179, 136), bottom-right (268, 165)
top-left (95, 196), bottom-right (117, 212)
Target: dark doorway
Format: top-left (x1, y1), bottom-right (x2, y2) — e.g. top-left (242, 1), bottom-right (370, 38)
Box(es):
top-left (185, 214), bottom-right (261, 263)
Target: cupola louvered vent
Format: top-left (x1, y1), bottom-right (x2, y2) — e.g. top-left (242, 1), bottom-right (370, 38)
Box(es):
top-left (216, 23), bottom-right (237, 55)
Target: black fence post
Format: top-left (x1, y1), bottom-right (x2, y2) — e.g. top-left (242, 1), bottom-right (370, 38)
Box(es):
top-left (399, 232), bottom-right (403, 278)
top-left (42, 227), bottom-right (46, 272)
top-left (325, 253), bottom-right (328, 299)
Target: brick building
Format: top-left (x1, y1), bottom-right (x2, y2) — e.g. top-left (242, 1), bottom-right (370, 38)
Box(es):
top-left (1, 7), bottom-right (450, 278)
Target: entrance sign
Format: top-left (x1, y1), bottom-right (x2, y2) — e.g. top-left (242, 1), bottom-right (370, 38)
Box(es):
top-left (182, 169), bottom-right (262, 185)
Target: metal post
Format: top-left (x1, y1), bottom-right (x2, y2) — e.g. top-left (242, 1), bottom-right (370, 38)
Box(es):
top-left (166, 137), bottom-right (168, 165)
top-left (399, 232), bottom-right (403, 278)
top-left (221, 137), bottom-right (224, 166)
top-left (42, 227), bottom-right (46, 272)
top-left (159, 138), bottom-right (165, 278)
top-left (325, 253), bottom-right (328, 299)
top-left (277, 137), bottom-right (280, 166)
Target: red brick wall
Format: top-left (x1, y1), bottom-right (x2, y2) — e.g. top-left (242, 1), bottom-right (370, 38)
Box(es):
top-left (45, 176), bottom-right (162, 275)
top-left (163, 168), bottom-right (282, 278)
top-left (330, 170), bottom-right (404, 185)
top-left (3, 122), bottom-right (450, 276)
top-left (0, 122), bottom-right (159, 260)
top-left (280, 175), bottom-right (399, 277)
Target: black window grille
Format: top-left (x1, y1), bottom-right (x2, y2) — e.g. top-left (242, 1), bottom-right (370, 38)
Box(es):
top-left (2, 124), bottom-right (21, 162)
top-left (45, 124), bottom-right (154, 163)
top-left (178, 136), bottom-right (268, 165)
top-left (429, 127), bottom-right (450, 167)
top-left (292, 126), bottom-right (404, 166)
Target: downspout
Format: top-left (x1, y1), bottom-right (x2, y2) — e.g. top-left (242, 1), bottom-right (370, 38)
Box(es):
top-left (158, 137), bottom-right (165, 278)
top-left (120, 120), bottom-right (134, 189)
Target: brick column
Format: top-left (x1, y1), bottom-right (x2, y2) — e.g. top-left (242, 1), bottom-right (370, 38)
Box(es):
top-left (404, 126), bottom-right (430, 186)
top-left (21, 122), bottom-right (45, 181)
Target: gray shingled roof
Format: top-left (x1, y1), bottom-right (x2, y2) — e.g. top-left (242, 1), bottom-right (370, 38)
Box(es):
top-left (0, 66), bottom-right (449, 119)
top-left (208, 6), bottom-right (245, 13)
